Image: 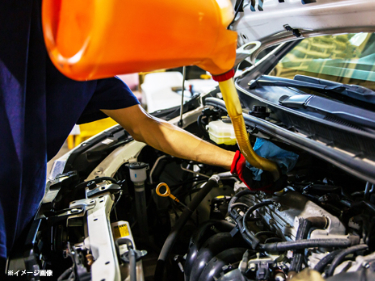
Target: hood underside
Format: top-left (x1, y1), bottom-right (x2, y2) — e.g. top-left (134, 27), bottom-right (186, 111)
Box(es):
top-left (232, 0), bottom-right (375, 61)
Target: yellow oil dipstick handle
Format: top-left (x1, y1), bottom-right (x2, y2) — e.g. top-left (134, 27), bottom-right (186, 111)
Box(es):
top-left (156, 183), bottom-right (191, 210)
top-left (213, 71), bottom-right (280, 181)
top-left (156, 182), bottom-right (180, 202)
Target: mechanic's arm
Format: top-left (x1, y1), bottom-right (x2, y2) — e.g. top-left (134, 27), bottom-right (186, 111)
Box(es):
top-left (101, 104), bottom-right (235, 170)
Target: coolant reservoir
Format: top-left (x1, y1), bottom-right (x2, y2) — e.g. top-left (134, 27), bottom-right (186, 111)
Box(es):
top-left (42, 0), bottom-right (237, 80)
top-left (207, 119), bottom-right (237, 146)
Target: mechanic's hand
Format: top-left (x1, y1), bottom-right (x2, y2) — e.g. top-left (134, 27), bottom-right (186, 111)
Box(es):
top-left (230, 151), bottom-right (286, 192)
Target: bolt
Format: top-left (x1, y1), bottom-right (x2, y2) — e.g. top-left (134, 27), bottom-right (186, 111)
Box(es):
top-left (248, 263), bottom-right (257, 271)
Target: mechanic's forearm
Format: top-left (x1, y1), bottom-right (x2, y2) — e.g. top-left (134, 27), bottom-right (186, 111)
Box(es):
top-left (101, 106), bottom-right (234, 170)
top-left (137, 118), bottom-right (235, 170)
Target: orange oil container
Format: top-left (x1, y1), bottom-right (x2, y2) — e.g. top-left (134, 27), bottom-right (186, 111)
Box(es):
top-left (42, 0), bottom-right (238, 81)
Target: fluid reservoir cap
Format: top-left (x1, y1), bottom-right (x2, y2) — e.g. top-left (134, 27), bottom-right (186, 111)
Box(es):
top-left (128, 162), bottom-right (149, 170)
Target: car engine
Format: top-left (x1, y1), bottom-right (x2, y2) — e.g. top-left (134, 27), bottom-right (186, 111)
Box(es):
top-left (9, 96), bottom-right (375, 281)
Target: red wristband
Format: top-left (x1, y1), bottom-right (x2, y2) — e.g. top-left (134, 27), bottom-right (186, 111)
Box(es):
top-left (212, 69), bottom-right (235, 82)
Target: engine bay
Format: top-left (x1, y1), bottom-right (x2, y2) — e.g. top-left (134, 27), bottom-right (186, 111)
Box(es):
top-left (9, 96), bottom-right (375, 281)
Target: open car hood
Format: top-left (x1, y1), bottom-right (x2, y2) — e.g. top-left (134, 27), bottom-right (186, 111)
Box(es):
top-left (232, 0), bottom-right (375, 62)
top-left (226, 0), bottom-right (375, 184)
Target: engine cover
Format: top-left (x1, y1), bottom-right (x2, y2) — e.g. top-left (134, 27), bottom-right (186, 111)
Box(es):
top-left (242, 191), bottom-right (346, 241)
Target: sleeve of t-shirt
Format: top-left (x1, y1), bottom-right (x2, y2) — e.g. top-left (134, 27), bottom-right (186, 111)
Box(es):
top-left (77, 76), bottom-right (140, 124)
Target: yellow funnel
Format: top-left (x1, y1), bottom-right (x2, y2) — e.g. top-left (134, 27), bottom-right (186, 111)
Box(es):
top-left (42, 0), bottom-right (237, 80)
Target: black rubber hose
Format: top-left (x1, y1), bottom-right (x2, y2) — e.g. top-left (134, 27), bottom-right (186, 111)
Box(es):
top-left (259, 236), bottom-right (360, 252)
top-left (255, 231), bottom-right (277, 238)
top-left (197, 114), bottom-right (210, 139)
top-left (235, 213), bottom-right (254, 248)
top-left (154, 175), bottom-right (220, 281)
top-left (129, 248), bottom-right (137, 281)
top-left (289, 218), bottom-right (311, 273)
top-left (243, 200), bottom-right (274, 249)
top-left (228, 189), bottom-right (258, 217)
top-left (314, 249), bottom-right (342, 273)
top-left (326, 244), bottom-right (368, 277)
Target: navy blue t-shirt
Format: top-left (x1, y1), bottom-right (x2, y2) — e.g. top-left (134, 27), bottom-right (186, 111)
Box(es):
top-left (0, 0), bottom-right (139, 258)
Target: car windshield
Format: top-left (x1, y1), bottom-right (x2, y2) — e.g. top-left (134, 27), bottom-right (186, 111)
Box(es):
top-left (269, 32), bottom-right (375, 90)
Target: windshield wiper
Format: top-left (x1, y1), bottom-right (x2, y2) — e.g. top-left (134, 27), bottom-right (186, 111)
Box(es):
top-left (249, 75), bottom-right (375, 106)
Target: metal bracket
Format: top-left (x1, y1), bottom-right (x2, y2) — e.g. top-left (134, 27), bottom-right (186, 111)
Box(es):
top-left (235, 41), bottom-right (262, 66)
top-left (86, 193), bottom-right (121, 281)
top-left (37, 199), bottom-right (96, 222)
top-left (86, 181), bottom-right (121, 198)
top-left (66, 198), bottom-right (97, 221)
